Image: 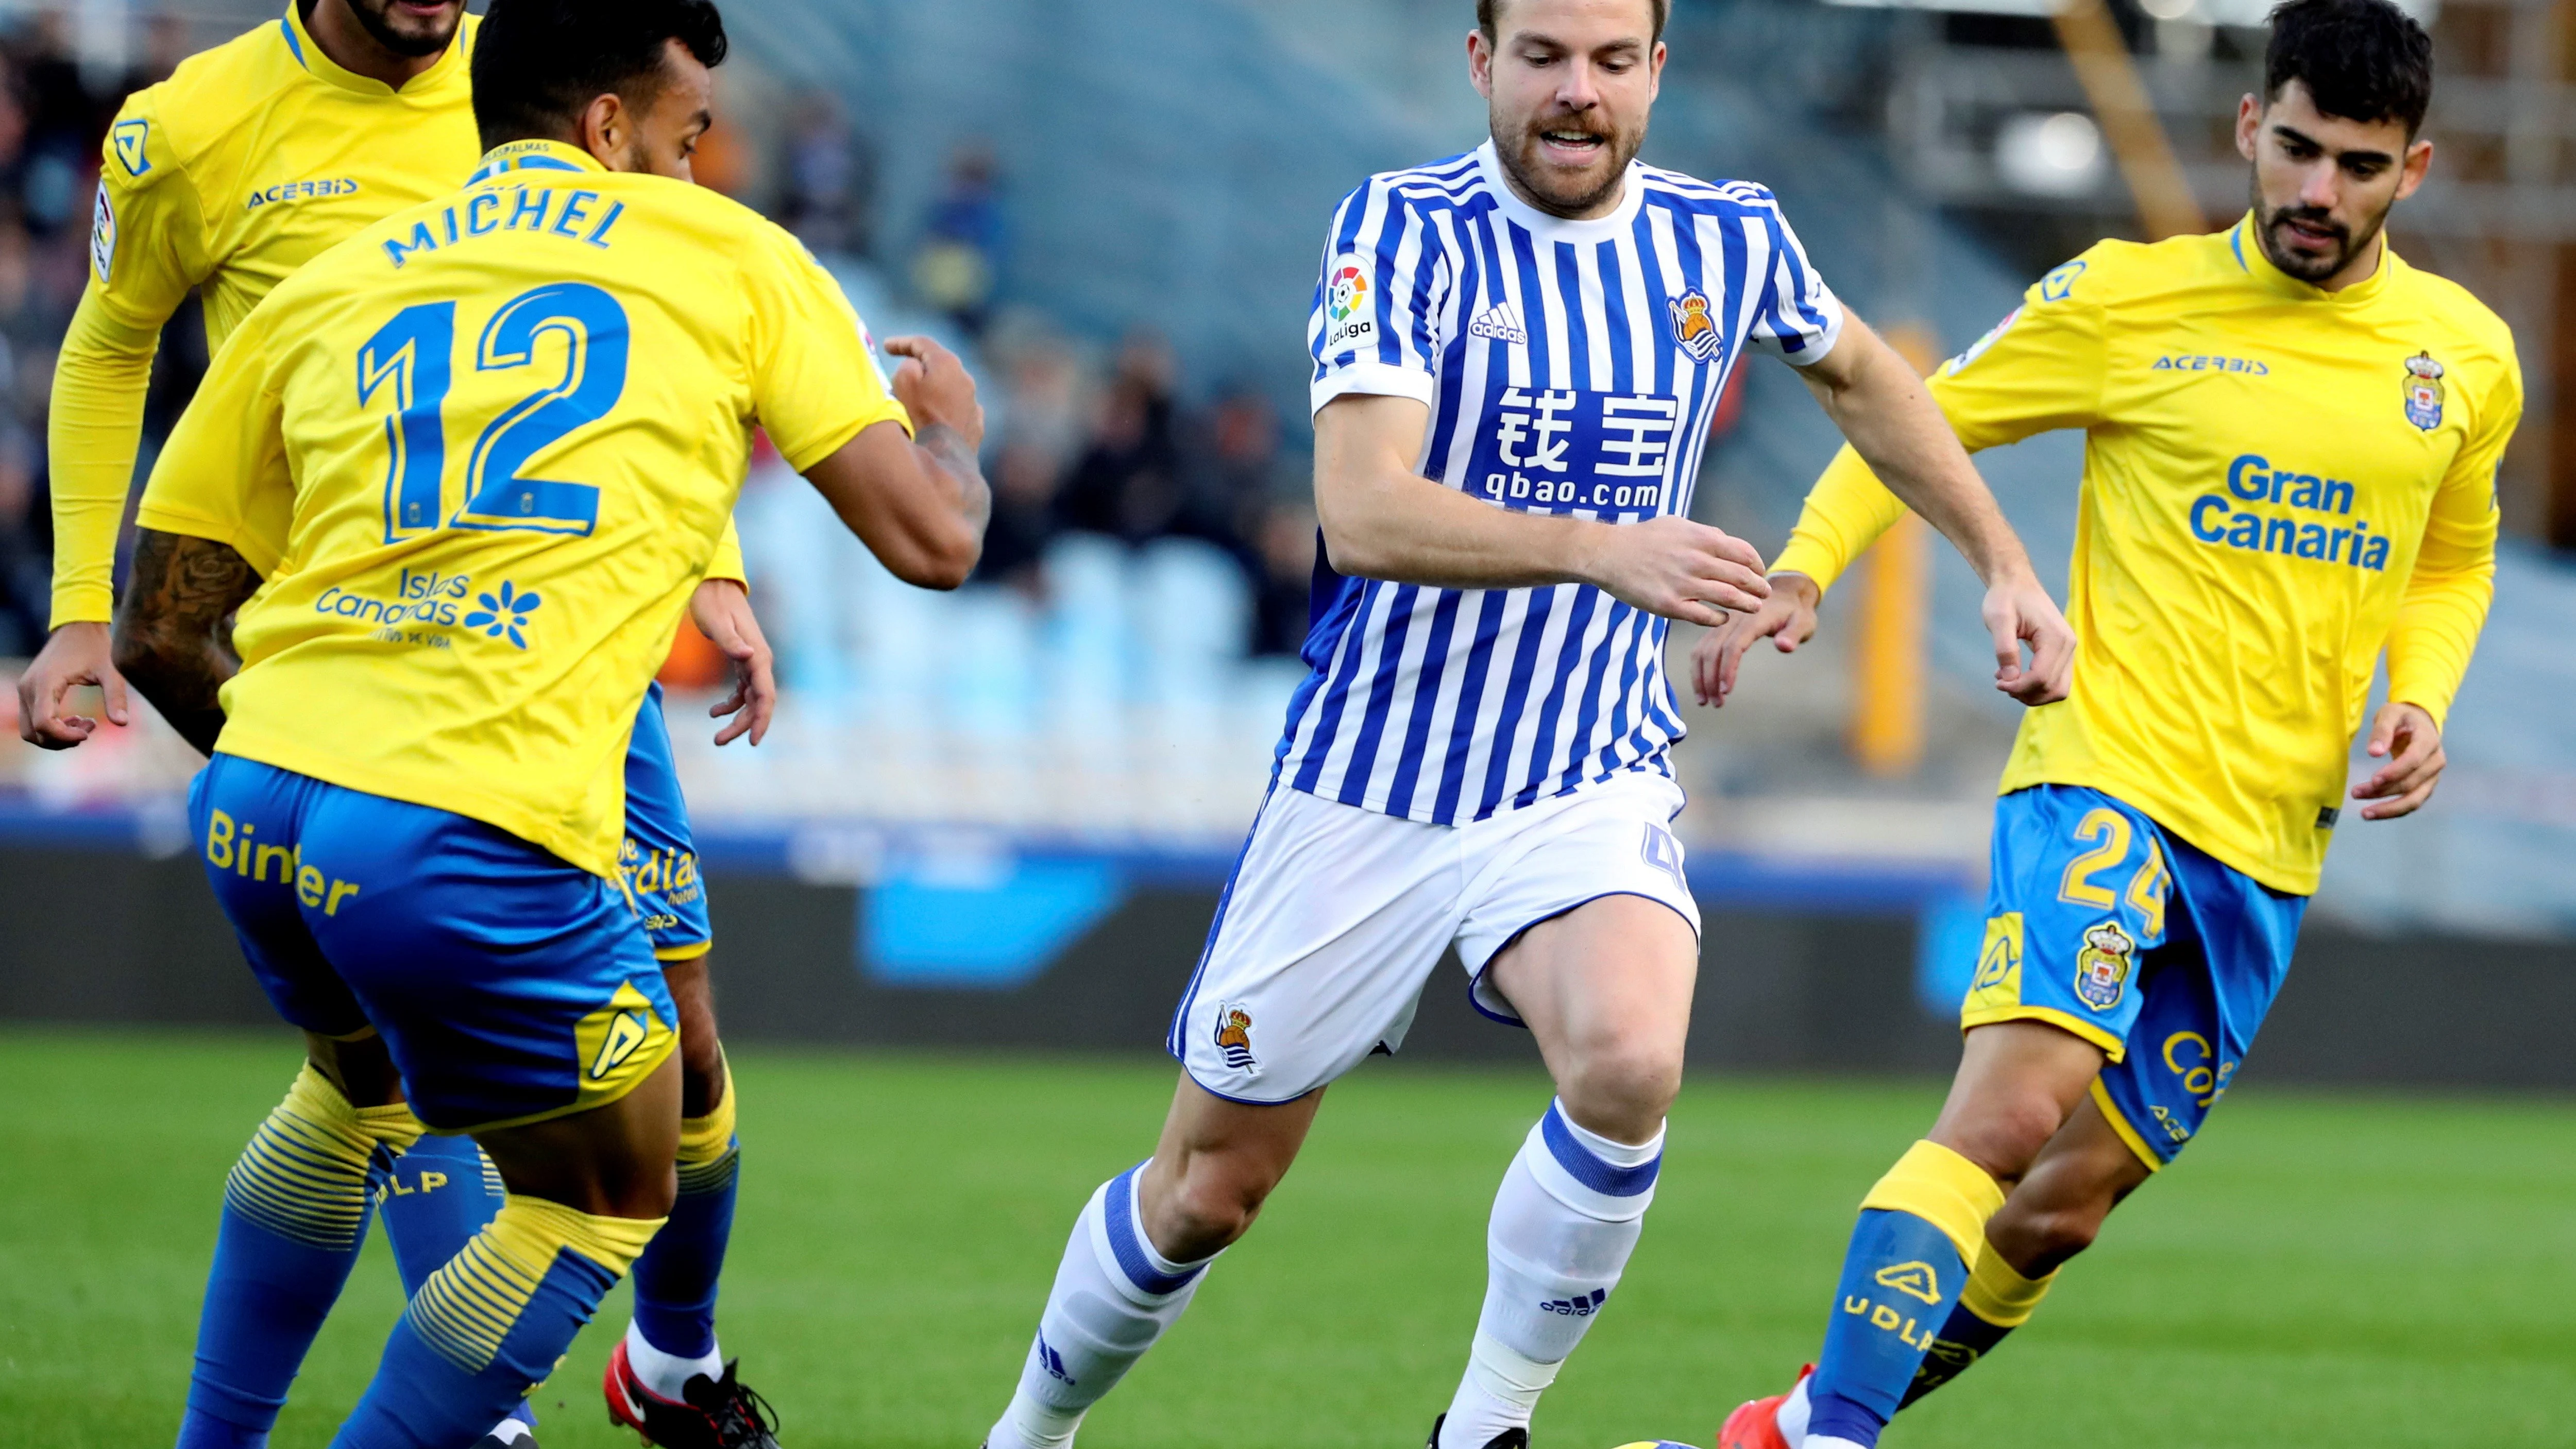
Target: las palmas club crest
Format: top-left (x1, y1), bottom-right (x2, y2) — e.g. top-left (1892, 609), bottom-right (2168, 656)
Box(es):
top-left (2403, 351), bottom-right (2445, 431)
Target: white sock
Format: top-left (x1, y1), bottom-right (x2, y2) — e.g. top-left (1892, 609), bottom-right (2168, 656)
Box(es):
top-left (988, 1166), bottom-right (1216, 1449)
top-left (1778, 1374), bottom-right (1812, 1445)
top-left (624, 1319), bottom-right (725, 1403)
top-left (1437, 1101), bottom-right (1663, 1449)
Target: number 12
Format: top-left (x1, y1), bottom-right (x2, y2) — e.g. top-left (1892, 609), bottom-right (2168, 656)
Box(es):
top-left (357, 281), bottom-right (631, 542)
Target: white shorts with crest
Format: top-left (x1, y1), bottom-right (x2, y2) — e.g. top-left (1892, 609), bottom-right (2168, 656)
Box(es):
top-left (1167, 769), bottom-right (1701, 1104)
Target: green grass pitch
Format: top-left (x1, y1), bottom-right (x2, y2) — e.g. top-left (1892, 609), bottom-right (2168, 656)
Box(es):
top-left (5, 1029), bottom-right (2575, 1448)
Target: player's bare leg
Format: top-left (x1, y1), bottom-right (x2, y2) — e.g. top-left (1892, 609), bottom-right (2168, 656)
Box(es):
top-left (1764, 1021), bottom-right (2103, 1449)
top-left (608, 953), bottom-right (777, 1449)
top-left (1432, 894), bottom-right (1697, 1449)
top-left (1895, 1094), bottom-right (2154, 1408)
top-left (1136, 1077), bottom-right (1327, 1259)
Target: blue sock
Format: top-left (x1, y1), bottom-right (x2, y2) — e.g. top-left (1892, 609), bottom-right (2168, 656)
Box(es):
top-left (178, 1068), bottom-right (418, 1449)
top-left (631, 1091), bottom-right (739, 1361)
top-left (376, 1134), bottom-right (502, 1291)
top-left (375, 1133), bottom-right (535, 1430)
top-left (1806, 1141), bottom-right (2004, 1447)
top-left (331, 1198), bottom-right (662, 1449)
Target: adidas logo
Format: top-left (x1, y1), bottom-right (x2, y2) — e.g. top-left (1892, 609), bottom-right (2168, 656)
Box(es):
top-left (1037, 1332), bottom-right (1076, 1385)
top-left (1538, 1287), bottom-right (1608, 1317)
top-left (1468, 302), bottom-right (1527, 345)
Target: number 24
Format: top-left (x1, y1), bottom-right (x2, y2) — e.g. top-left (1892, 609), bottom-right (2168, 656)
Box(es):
top-left (357, 281), bottom-right (631, 542)
top-left (2057, 807), bottom-right (2170, 937)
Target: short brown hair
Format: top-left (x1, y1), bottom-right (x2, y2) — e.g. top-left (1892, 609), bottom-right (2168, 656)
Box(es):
top-left (1478, 0), bottom-right (1670, 44)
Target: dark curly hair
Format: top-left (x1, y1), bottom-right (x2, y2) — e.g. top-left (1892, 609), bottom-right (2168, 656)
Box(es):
top-left (2266, 0), bottom-right (2433, 135)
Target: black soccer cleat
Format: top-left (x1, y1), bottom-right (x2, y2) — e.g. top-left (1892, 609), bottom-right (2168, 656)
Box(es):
top-left (1426, 1413), bottom-right (1529, 1449)
top-left (606, 1340), bottom-right (782, 1448)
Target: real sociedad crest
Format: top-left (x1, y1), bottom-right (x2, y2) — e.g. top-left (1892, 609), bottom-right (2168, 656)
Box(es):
top-left (1669, 289), bottom-right (1722, 362)
top-left (2402, 351), bottom-right (2445, 431)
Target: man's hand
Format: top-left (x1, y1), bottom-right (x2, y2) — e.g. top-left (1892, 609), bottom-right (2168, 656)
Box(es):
top-left (1579, 516), bottom-right (1771, 627)
top-left (1692, 572), bottom-right (1820, 706)
top-left (688, 578), bottom-right (775, 747)
top-left (885, 335), bottom-right (986, 453)
top-left (1984, 570), bottom-right (2075, 706)
top-left (2351, 701), bottom-right (2445, 820)
top-left (16, 621), bottom-right (131, 747)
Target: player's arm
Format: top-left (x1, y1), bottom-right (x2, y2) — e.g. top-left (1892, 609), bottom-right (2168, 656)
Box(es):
top-left (1312, 394), bottom-right (1769, 622)
top-left (1698, 257), bottom-right (2112, 709)
top-left (111, 301), bottom-right (293, 758)
top-left (1784, 313), bottom-right (2071, 706)
top-left (18, 99), bottom-right (207, 747)
top-left (111, 529), bottom-right (259, 757)
top-left (2353, 360), bottom-right (2518, 820)
top-left (796, 335), bottom-right (988, 590)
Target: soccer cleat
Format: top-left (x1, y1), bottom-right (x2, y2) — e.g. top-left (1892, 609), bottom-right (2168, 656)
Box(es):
top-left (606, 1340), bottom-right (782, 1448)
top-left (1716, 1366), bottom-right (1812, 1449)
top-left (477, 1417), bottom-right (540, 1448)
top-left (1425, 1413), bottom-right (1529, 1449)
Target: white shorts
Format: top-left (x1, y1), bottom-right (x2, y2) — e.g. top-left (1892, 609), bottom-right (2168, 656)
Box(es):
top-left (1168, 770), bottom-right (1702, 1104)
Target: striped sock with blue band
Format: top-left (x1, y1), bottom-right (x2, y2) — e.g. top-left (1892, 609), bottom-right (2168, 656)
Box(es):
top-left (1438, 1100), bottom-right (1663, 1449)
top-left (987, 1164), bottom-right (1218, 1449)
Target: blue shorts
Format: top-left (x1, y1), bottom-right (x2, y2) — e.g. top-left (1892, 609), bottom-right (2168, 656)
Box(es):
top-left (1963, 785), bottom-right (2307, 1169)
top-left (624, 683), bottom-right (711, 962)
top-left (190, 755), bottom-right (679, 1133)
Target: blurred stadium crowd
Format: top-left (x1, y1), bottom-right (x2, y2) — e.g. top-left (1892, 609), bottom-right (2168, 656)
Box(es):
top-left (1, 0), bottom-right (2572, 937)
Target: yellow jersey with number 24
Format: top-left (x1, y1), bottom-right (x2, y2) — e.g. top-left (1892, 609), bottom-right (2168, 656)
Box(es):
top-left (138, 140), bottom-right (909, 878)
top-left (1773, 217), bottom-right (2515, 895)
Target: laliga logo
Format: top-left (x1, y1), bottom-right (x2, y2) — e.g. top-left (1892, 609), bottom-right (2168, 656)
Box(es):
top-left (1324, 258), bottom-right (1376, 351)
top-left (1328, 264), bottom-right (1369, 322)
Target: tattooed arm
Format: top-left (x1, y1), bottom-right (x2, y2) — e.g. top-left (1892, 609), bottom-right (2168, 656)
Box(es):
top-left (111, 529), bottom-right (262, 757)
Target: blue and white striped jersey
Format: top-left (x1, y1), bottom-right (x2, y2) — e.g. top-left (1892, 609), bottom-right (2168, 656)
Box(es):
top-left (1276, 142), bottom-right (1845, 827)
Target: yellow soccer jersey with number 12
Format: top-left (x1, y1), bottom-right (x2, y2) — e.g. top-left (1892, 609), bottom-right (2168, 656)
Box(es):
top-left (1773, 215), bottom-right (2515, 895)
top-left (137, 141), bottom-right (910, 878)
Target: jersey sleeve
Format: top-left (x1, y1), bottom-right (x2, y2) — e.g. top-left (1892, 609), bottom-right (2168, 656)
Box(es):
top-left (1309, 179), bottom-right (1450, 415)
top-left (742, 227), bottom-right (911, 473)
top-left (2384, 352), bottom-right (2515, 727)
top-left (1738, 191), bottom-right (1845, 366)
top-left (134, 306), bottom-right (292, 576)
top-left (47, 96), bottom-right (210, 624)
top-left (1770, 253), bottom-right (2114, 592)
top-left (706, 517), bottom-right (747, 585)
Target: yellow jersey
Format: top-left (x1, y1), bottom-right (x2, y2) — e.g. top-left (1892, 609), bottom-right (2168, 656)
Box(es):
top-left (1773, 216), bottom-right (2514, 895)
top-left (137, 140), bottom-right (909, 878)
top-left (49, 4), bottom-right (738, 626)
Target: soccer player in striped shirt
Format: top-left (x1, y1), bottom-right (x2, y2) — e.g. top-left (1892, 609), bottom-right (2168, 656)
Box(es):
top-left (17, 4), bottom-right (786, 1445)
top-left (1707, 3), bottom-right (2512, 1445)
top-left (980, 5), bottom-right (2071, 1448)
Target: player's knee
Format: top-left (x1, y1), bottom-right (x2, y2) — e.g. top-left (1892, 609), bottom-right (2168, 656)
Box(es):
top-left (1555, 1038), bottom-right (1682, 1139)
top-left (1151, 1155), bottom-right (1280, 1260)
top-left (1942, 1095), bottom-right (2071, 1184)
top-left (1999, 1197), bottom-right (2106, 1269)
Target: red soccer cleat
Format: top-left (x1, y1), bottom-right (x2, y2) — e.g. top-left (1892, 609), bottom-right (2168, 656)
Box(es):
top-left (604, 1340), bottom-right (780, 1449)
top-left (1716, 1366), bottom-right (1812, 1449)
